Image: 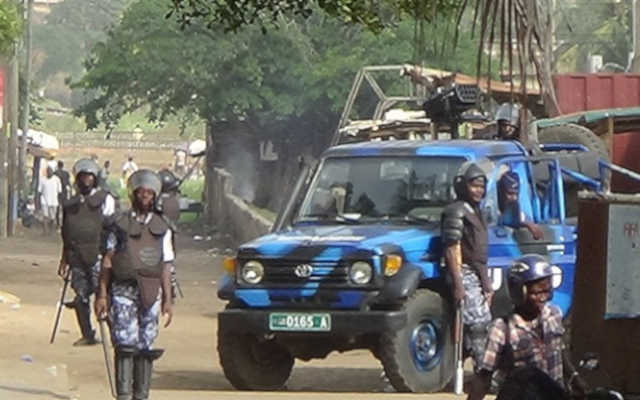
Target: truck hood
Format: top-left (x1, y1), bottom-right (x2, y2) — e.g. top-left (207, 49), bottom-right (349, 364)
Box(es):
top-left (238, 223), bottom-right (442, 267)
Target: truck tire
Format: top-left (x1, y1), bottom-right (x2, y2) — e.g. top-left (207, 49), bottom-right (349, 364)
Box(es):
top-left (538, 123), bottom-right (609, 161)
top-left (218, 328), bottom-right (294, 390)
top-left (378, 289), bottom-right (453, 392)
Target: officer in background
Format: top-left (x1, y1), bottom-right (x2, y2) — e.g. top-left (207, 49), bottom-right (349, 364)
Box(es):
top-left (495, 103), bottom-right (521, 141)
top-left (497, 171), bottom-right (543, 240)
top-left (95, 169), bottom-right (173, 400)
top-left (441, 162), bottom-right (493, 372)
top-left (467, 254), bottom-right (587, 400)
top-left (58, 158), bottom-right (116, 346)
top-left (157, 168), bottom-right (181, 299)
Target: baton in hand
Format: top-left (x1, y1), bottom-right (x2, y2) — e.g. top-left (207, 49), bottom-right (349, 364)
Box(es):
top-left (453, 299), bottom-right (464, 395)
top-left (50, 276), bottom-right (70, 344)
top-left (99, 319), bottom-right (117, 399)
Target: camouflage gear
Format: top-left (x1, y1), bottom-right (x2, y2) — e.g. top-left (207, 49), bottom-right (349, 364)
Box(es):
top-left (110, 282), bottom-right (161, 350)
top-left (461, 267), bottom-right (492, 371)
top-left (70, 259), bottom-right (101, 298)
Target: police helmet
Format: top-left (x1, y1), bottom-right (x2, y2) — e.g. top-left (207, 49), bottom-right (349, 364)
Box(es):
top-left (453, 162), bottom-right (487, 200)
top-left (158, 169), bottom-right (180, 193)
top-left (507, 254), bottom-right (554, 307)
top-left (72, 158), bottom-right (100, 179)
top-left (496, 103), bottom-right (521, 127)
top-left (127, 169), bottom-right (162, 202)
top-left (499, 171), bottom-right (520, 192)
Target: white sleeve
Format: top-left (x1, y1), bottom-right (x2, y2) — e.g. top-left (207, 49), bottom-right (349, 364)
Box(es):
top-left (102, 194), bottom-right (116, 217)
top-left (162, 229), bottom-right (175, 262)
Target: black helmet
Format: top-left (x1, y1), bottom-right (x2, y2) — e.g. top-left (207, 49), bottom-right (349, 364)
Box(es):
top-left (496, 103), bottom-right (521, 127)
top-left (453, 162), bottom-right (487, 200)
top-left (72, 158), bottom-right (100, 179)
top-left (158, 169), bottom-right (179, 193)
top-left (127, 169), bottom-right (162, 203)
top-left (507, 254), bottom-right (554, 307)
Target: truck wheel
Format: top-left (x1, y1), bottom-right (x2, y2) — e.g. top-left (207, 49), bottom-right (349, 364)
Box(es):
top-left (218, 329), bottom-right (294, 390)
top-left (378, 289), bottom-right (453, 392)
top-left (538, 123), bottom-right (609, 161)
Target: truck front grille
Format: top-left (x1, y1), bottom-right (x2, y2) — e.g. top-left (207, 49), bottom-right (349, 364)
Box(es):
top-left (261, 259), bottom-right (349, 284)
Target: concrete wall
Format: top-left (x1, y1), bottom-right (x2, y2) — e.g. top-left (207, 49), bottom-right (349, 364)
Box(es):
top-left (208, 167), bottom-right (272, 244)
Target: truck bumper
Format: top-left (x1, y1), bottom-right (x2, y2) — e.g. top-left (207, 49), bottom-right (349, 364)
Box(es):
top-left (218, 309), bottom-right (407, 335)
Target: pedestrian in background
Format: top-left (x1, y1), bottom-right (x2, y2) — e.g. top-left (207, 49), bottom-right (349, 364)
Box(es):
top-left (39, 166), bottom-right (62, 235)
top-left (121, 156), bottom-right (139, 187)
top-left (54, 160), bottom-right (71, 227)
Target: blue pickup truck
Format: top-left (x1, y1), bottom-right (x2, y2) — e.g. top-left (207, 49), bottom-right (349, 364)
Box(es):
top-left (216, 134), bottom-right (631, 392)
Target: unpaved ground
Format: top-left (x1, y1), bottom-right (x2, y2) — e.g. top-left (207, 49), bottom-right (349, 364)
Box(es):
top-left (0, 227), bottom-right (469, 400)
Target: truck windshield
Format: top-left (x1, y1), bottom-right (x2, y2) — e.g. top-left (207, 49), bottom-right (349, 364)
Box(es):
top-left (296, 156), bottom-right (466, 223)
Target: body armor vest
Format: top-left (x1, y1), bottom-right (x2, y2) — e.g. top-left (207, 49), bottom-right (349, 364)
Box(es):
top-left (111, 212), bottom-right (168, 308)
top-left (62, 190), bottom-right (108, 268)
top-left (159, 192), bottom-right (180, 225)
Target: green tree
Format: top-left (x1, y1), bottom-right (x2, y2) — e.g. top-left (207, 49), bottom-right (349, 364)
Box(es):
top-left (32, 0), bottom-right (127, 106)
top-left (167, 0), bottom-right (560, 115)
top-left (0, 1), bottom-right (21, 55)
top-left (555, 0), bottom-right (630, 72)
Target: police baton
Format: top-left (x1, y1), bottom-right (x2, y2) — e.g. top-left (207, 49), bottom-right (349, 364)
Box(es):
top-left (50, 276), bottom-right (70, 344)
top-left (98, 318), bottom-right (117, 398)
top-left (453, 299), bottom-right (464, 395)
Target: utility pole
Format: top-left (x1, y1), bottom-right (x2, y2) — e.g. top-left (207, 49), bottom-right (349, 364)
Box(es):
top-left (7, 42), bottom-right (19, 236)
top-left (0, 59), bottom-right (8, 239)
top-left (19, 0), bottom-right (33, 196)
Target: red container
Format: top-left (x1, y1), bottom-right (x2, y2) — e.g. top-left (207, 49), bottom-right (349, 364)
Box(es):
top-left (553, 74), bottom-right (640, 114)
top-left (554, 74), bottom-right (640, 192)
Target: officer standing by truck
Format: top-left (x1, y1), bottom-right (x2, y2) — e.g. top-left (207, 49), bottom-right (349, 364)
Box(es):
top-left (467, 254), bottom-right (587, 400)
top-left (95, 169), bottom-right (173, 400)
top-left (441, 162), bottom-right (494, 372)
top-left (58, 158), bottom-right (116, 346)
top-left (157, 168), bottom-right (181, 299)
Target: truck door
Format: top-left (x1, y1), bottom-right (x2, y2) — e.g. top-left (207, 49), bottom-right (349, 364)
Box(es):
top-left (485, 159), bottom-right (575, 317)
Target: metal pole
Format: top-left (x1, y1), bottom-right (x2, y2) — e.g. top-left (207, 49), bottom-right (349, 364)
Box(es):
top-left (18, 0), bottom-right (33, 196)
top-left (0, 58), bottom-right (8, 238)
top-left (7, 41), bottom-right (19, 236)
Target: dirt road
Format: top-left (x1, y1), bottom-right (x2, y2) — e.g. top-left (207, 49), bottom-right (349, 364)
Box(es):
top-left (0, 227), bottom-right (468, 400)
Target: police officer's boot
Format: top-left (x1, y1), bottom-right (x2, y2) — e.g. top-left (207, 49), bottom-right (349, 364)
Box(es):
top-left (115, 346), bottom-right (136, 400)
top-left (133, 349), bottom-right (164, 400)
top-left (72, 297), bottom-right (99, 346)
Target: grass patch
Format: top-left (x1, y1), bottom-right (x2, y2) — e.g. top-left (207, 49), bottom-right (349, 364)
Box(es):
top-left (180, 178), bottom-right (205, 201)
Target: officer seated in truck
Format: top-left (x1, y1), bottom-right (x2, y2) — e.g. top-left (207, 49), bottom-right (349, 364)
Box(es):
top-left (495, 103), bottom-right (521, 141)
top-left (497, 171), bottom-right (543, 240)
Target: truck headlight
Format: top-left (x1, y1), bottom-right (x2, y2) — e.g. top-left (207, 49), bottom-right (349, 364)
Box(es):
top-left (350, 261), bottom-right (373, 284)
top-left (240, 260), bottom-right (264, 284)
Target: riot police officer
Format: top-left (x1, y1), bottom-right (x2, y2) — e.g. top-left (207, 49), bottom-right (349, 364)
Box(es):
top-left (441, 162), bottom-right (493, 372)
top-left (157, 168), bottom-right (181, 298)
top-left (58, 158), bottom-right (116, 346)
top-left (95, 170), bottom-right (174, 400)
top-left (495, 103), bottom-right (521, 141)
